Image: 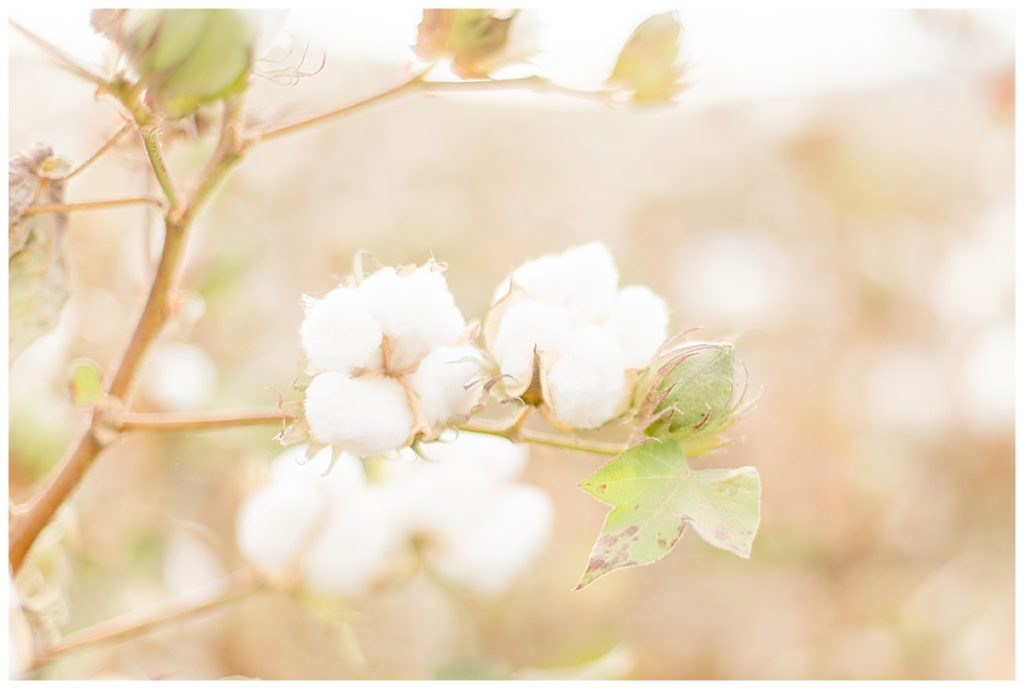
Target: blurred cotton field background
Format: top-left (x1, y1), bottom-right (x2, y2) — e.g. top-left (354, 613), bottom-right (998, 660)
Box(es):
top-left (8, 6), bottom-right (1015, 680)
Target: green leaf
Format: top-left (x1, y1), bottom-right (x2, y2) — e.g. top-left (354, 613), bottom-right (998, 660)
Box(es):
top-left (576, 439), bottom-right (760, 589)
top-left (608, 12), bottom-right (684, 105)
top-left (9, 146), bottom-right (71, 362)
top-left (635, 342), bottom-right (738, 455)
top-left (69, 360), bottom-right (103, 406)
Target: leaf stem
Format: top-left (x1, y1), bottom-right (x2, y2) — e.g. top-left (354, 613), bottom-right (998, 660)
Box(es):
top-left (458, 418), bottom-right (625, 456)
top-left (9, 19), bottom-right (110, 89)
top-left (27, 571), bottom-right (264, 673)
top-left (21, 196), bottom-right (165, 216)
top-left (64, 121), bottom-right (133, 180)
top-left (115, 408), bottom-right (296, 432)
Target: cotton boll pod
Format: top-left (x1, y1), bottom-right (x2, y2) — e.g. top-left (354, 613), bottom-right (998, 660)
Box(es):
top-left (359, 263), bottom-right (467, 372)
top-left (140, 341), bottom-right (218, 411)
top-left (429, 484), bottom-right (553, 596)
top-left (408, 345), bottom-right (485, 431)
top-left (561, 242), bottom-right (620, 325)
top-left (235, 477), bottom-right (326, 580)
top-left (299, 286), bottom-right (383, 374)
top-left (634, 342), bottom-right (741, 455)
top-left (542, 325), bottom-right (628, 430)
top-left (486, 297), bottom-right (571, 397)
top-left (304, 372), bottom-right (415, 457)
top-left (605, 286), bottom-right (670, 369)
top-left (301, 488), bottom-right (407, 597)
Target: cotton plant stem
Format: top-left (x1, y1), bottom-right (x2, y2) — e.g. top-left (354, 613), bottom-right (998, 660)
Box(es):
top-left (64, 121), bottom-right (133, 180)
top-left (8, 19), bottom-right (110, 89)
top-left (9, 97), bottom-right (245, 574)
top-left (28, 572), bottom-right (264, 672)
top-left (21, 196), bottom-right (165, 216)
top-left (457, 418), bottom-right (625, 456)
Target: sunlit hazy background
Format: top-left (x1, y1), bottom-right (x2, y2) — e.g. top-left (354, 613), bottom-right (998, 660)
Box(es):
top-left (8, 7), bottom-right (1015, 680)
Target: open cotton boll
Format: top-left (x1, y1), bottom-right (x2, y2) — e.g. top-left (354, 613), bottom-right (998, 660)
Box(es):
top-left (561, 242), bottom-right (620, 325)
top-left (360, 265), bottom-right (466, 371)
top-left (299, 287), bottom-right (383, 373)
top-left (506, 254), bottom-right (574, 306)
top-left (492, 299), bottom-right (571, 389)
top-left (302, 488), bottom-right (406, 596)
top-left (543, 325), bottom-right (627, 429)
top-left (408, 345), bottom-right (484, 427)
top-left (304, 372), bottom-right (414, 456)
top-left (413, 432), bottom-right (529, 485)
top-left (235, 477), bottom-right (326, 578)
top-left (605, 286), bottom-right (670, 368)
top-left (430, 484), bottom-right (553, 596)
top-left (271, 444), bottom-right (367, 498)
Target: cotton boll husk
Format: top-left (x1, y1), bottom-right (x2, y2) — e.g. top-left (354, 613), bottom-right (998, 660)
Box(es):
top-left (561, 242), bottom-right (620, 324)
top-left (543, 325), bottom-right (627, 429)
top-left (429, 484), bottom-right (554, 596)
top-left (408, 345), bottom-right (484, 428)
top-left (235, 477), bottom-right (326, 578)
top-left (271, 444), bottom-right (367, 499)
top-left (141, 342), bottom-right (218, 410)
top-left (360, 264), bottom-right (466, 371)
top-left (299, 287), bottom-right (383, 373)
top-left (491, 299), bottom-right (571, 391)
top-left (301, 488), bottom-right (406, 596)
top-left (304, 372), bottom-right (414, 456)
top-left (605, 285), bottom-right (670, 369)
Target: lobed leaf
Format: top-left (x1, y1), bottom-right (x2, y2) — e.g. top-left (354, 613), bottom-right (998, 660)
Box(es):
top-left (576, 439), bottom-right (760, 589)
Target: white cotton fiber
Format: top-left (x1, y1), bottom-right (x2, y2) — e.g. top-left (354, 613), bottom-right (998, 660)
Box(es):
top-left (304, 372), bottom-right (414, 456)
top-left (299, 286), bottom-right (383, 373)
top-left (235, 477), bottom-right (326, 578)
top-left (359, 264), bottom-right (466, 371)
top-left (301, 488), bottom-right (406, 596)
top-left (492, 299), bottom-right (571, 389)
top-left (561, 242), bottom-right (620, 325)
top-left (270, 444), bottom-right (367, 498)
top-left (543, 325), bottom-right (627, 429)
top-left (604, 285), bottom-right (670, 369)
top-left (507, 254), bottom-right (573, 306)
top-left (429, 484), bottom-right (554, 596)
top-left (408, 345), bottom-right (484, 427)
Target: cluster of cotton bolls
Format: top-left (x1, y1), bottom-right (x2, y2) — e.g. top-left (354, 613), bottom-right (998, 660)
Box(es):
top-left (300, 261), bottom-right (484, 457)
top-left (235, 433), bottom-right (552, 597)
top-left (484, 242), bottom-right (670, 429)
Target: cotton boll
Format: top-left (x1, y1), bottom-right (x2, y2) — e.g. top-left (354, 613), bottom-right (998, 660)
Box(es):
top-left (360, 265), bottom-right (467, 371)
top-left (141, 342), bottom-right (218, 410)
top-left (300, 287), bottom-right (383, 373)
top-left (302, 488), bottom-right (406, 596)
top-left (304, 372), bottom-right (414, 456)
top-left (430, 484), bottom-right (553, 596)
top-left (416, 432), bottom-right (529, 485)
top-left (543, 325), bottom-right (627, 429)
top-left (235, 477), bottom-right (326, 578)
top-left (271, 444), bottom-right (367, 498)
top-left (605, 286), bottom-right (670, 369)
top-left (409, 345), bottom-right (484, 428)
top-left (492, 299), bottom-right (571, 389)
top-left (562, 242), bottom-right (620, 324)
top-left (507, 254), bottom-right (574, 305)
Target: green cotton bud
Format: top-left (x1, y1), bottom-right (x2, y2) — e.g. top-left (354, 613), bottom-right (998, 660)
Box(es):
top-left (92, 9), bottom-right (262, 119)
top-left (634, 342), bottom-right (740, 455)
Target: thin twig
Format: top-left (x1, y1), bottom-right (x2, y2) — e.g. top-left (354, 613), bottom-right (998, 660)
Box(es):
top-left (420, 75), bottom-right (611, 104)
top-left (9, 19), bottom-right (109, 89)
top-left (21, 196), bottom-right (165, 216)
top-left (28, 571), bottom-right (264, 672)
top-left (116, 408), bottom-right (296, 432)
top-left (458, 418), bottom-right (625, 456)
top-left (64, 121), bottom-right (133, 180)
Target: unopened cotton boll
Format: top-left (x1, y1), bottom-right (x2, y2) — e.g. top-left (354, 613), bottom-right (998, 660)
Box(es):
top-left (430, 484), bottom-right (553, 596)
top-left (605, 286), bottom-right (669, 368)
top-left (235, 477), bottom-right (326, 578)
top-left (304, 372), bottom-right (414, 456)
top-left (408, 345), bottom-right (484, 427)
top-left (302, 488), bottom-right (406, 596)
top-left (360, 264), bottom-right (466, 371)
top-left (492, 299), bottom-right (571, 389)
top-left (543, 325), bottom-right (627, 429)
top-left (300, 287), bottom-right (383, 373)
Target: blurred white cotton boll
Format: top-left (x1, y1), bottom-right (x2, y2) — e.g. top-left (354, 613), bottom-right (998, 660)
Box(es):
top-left (409, 345), bottom-right (484, 427)
top-left (235, 477), bottom-right (326, 579)
top-left (960, 321), bottom-right (1014, 435)
top-left (605, 285), bottom-right (670, 368)
top-left (141, 341), bottom-right (218, 410)
top-left (416, 432), bottom-right (528, 485)
top-left (492, 299), bottom-right (571, 388)
top-left (544, 325), bottom-right (627, 429)
top-left (302, 488), bottom-right (406, 596)
top-left (270, 445), bottom-right (367, 498)
top-left (304, 372), bottom-right (414, 456)
top-left (300, 287), bottom-right (383, 373)
top-left (430, 484), bottom-right (553, 596)
top-left (561, 242), bottom-right (620, 324)
top-left (360, 264), bottom-right (467, 371)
